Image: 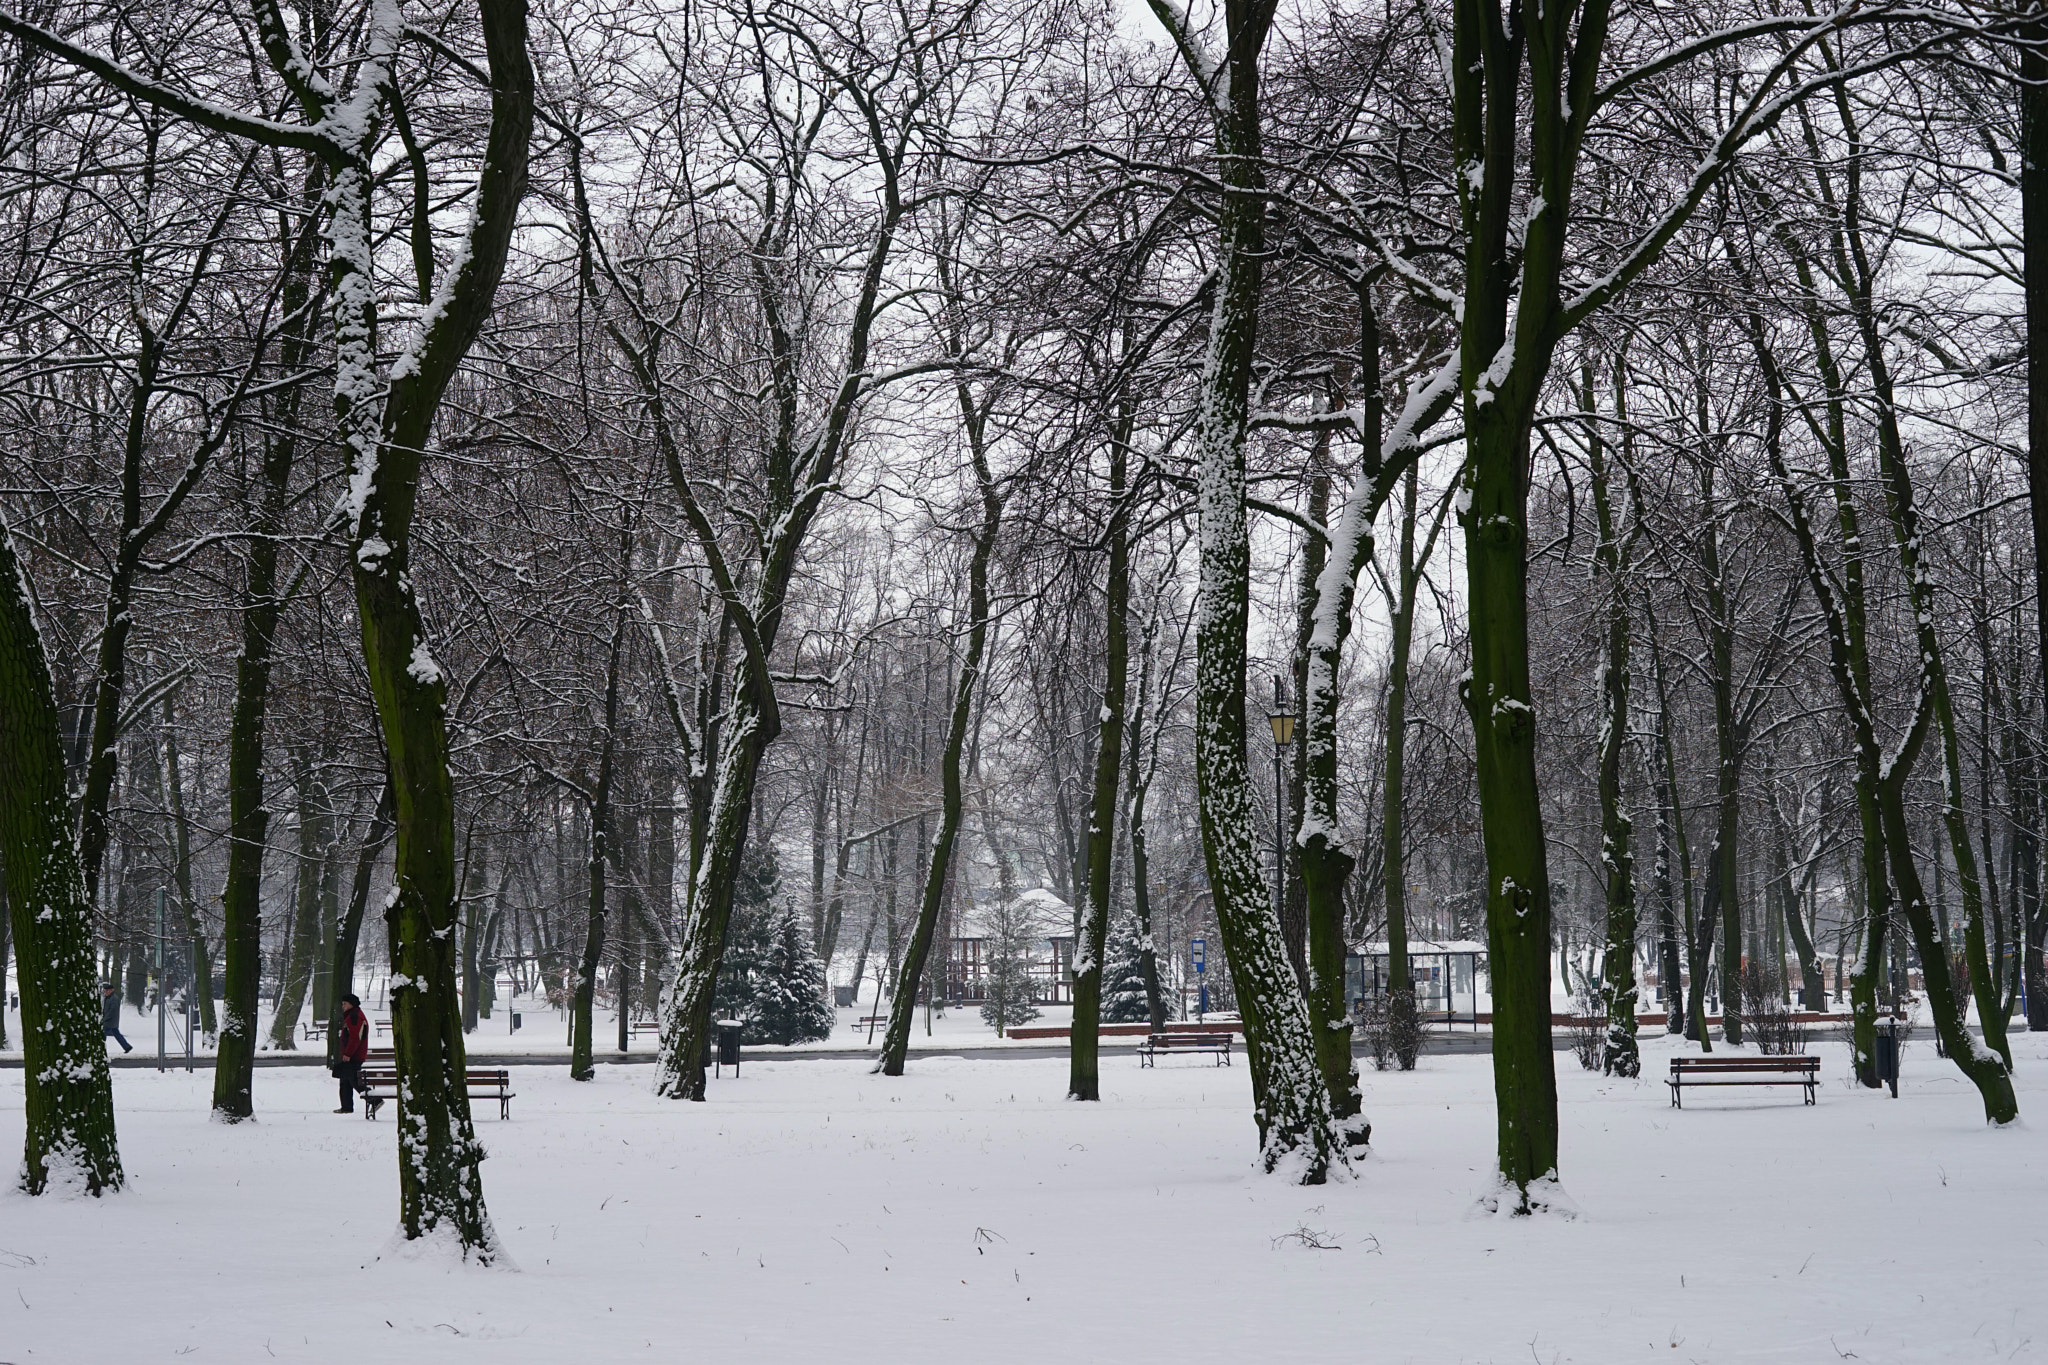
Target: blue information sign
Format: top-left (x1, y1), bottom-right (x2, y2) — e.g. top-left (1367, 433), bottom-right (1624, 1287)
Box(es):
top-left (1192, 938), bottom-right (1206, 973)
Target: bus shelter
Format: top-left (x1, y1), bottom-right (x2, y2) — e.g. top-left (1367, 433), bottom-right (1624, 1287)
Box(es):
top-left (1344, 939), bottom-right (1483, 1030)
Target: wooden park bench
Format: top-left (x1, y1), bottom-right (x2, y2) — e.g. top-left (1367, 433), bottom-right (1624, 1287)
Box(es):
top-left (300, 1020), bottom-right (326, 1041)
top-left (1136, 1032), bottom-right (1233, 1068)
top-left (1667, 1054), bottom-right (1819, 1108)
top-left (852, 1014), bottom-right (889, 1030)
top-left (358, 1066), bottom-right (516, 1120)
top-left (627, 1019), bottom-right (663, 1040)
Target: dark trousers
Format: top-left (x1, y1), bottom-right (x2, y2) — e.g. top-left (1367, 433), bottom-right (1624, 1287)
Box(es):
top-left (105, 1024), bottom-right (131, 1053)
top-left (336, 1060), bottom-right (364, 1112)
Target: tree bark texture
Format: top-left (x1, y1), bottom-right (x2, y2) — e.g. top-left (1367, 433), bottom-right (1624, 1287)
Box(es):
top-left (0, 522), bottom-right (122, 1195)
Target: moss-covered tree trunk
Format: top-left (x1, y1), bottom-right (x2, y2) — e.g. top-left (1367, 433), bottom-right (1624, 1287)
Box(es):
top-left (1841, 225), bottom-right (2015, 1081)
top-left (338, 0), bottom-right (532, 1255)
top-left (0, 521), bottom-right (122, 1195)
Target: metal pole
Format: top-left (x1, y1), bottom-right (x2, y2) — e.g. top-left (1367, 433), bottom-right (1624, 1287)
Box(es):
top-left (156, 888), bottom-right (167, 1072)
top-left (186, 934), bottom-right (196, 1072)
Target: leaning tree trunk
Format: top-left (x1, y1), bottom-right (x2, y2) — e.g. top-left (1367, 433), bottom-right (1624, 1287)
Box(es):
top-left (1742, 304), bottom-right (1894, 1088)
top-left (1876, 763), bottom-right (2018, 1123)
top-left (881, 413), bottom-right (1001, 1080)
top-left (1849, 262), bottom-right (2016, 1079)
top-left (0, 522), bottom-right (122, 1195)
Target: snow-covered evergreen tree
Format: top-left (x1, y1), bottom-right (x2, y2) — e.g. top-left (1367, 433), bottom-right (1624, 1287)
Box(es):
top-left (711, 848), bottom-right (779, 1024)
top-left (749, 903), bottom-right (835, 1045)
top-left (1101, 913), bottom-right (1151, 1023)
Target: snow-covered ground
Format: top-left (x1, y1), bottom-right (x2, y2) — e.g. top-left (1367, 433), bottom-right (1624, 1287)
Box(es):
top-left (2, 1030), bottom-right (2041, 1362)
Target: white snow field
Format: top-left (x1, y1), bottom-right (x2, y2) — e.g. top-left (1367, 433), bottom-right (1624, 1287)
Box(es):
top-left (2, 1030), bottom-right (2041, 1364)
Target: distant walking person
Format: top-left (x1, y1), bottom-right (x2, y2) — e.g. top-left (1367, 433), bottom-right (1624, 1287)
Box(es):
top-left (101, 982), bottom-right (132, 1053)
top-left (334, 993), bottom-right (371, 1114)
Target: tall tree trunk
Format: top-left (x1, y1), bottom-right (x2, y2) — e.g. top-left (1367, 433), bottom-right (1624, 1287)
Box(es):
top-left (1125, 609), bottom-right (1168, 1031)
top-left (2022, 3), bottom-right (2048, 1031)
top-left (212, 189), bottom-right (319, 1118)
top-left (460, 835), bottom-right (485, 1035)
top-left (1693, 453), bottom-right (1747, 1047)
top-left (0, 523), bottom-right (122, 1194)
top-left (1644, 602), bottom-right (1695, 1037)
top-left (1149, 0), bottom-right (1342, 1182)
top-left (572, 593), bottom-right (629, 1081)
top-left (1292, 446), bottom-right (1360, 1113)
top-left (327, 779), bottom-right (395, 1070)
top-left (1587, 364), bottom-right (1638, 1077)
top-left (339, 0), bottom-right (532, 1255)
top-left (1069, 405), bottom-right (1128, 1101)
top-left (268, 753), bottom-right (324, 1049)
top-left (313, 811), bottom-right (339, 1025)
top-left (158, 690), bottom-right (215, 1040)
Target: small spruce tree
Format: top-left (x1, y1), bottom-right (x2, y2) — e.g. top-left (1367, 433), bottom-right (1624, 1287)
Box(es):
top-left (750, 903), bottom-right (835, 1044)
top-left (980, 894), bottom-right (1042, 1037)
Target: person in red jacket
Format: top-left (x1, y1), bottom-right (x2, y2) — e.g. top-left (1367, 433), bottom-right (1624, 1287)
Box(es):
top-left (334, 993), bottom-right (371, 1114)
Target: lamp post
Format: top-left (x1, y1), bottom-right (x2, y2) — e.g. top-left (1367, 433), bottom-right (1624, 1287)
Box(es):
top-left (1268, 675), bottom-right (1296, 924)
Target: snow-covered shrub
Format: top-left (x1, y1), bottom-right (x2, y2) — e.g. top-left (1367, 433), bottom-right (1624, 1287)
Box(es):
top-left (1565, 983), bottom-right (1602, 1070)
top-left (1353, 991), bottom-right (1420, 1071)
top-left (1739, 962), bottom-right (1807, 1055)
